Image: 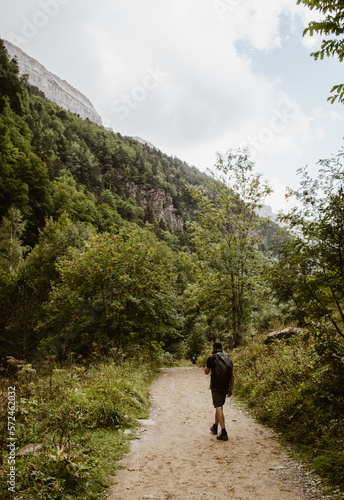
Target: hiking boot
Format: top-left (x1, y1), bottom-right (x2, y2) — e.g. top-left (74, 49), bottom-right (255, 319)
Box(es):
top-left (216, 429), bottom-right (228, 441)
top-left (210, 424), bottom-right (218, 435)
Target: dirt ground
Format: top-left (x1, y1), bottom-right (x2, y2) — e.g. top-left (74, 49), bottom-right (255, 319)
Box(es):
top-left (107, 367), bottom-right (329, 500)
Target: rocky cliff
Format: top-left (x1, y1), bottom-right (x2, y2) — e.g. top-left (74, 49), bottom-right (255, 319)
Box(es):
top-left (4, 40), bottom-right (102, 126)
top-left (127, 183), bottom-right (184, 232)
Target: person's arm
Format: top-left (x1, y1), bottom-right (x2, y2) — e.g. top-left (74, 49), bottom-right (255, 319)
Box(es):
top-left (227, 371), bottom-right (234, 396)
top-left (204, 355), bottom-right (212, 375)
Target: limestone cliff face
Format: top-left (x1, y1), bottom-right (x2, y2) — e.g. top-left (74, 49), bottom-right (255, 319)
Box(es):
top-left (4, 40), bottom-right (102, 125)
top-left (127, 183), bottom-right (184, 232)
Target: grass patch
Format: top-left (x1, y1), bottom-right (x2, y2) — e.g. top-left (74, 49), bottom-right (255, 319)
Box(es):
top-left (0, 357), bottom-right (157, 499)
top-left (232, 331), bottom-right (344, 497)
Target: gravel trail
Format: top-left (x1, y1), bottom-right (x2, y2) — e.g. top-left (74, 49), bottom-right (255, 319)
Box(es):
top-left (107, 367), bottom-right (332, 500)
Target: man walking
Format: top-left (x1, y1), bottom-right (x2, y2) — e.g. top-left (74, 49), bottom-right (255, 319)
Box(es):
top-left (204, 341), bottom-right (234, 441)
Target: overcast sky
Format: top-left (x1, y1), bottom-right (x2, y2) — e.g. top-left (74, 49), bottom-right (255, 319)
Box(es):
top-left (1, 0), bottom-right (343, 213)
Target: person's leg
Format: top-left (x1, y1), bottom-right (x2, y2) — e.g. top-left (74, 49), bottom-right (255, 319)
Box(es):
top-left (215, 406), bottom-right (225, 430)
top-left (215, 406), bottom-right (228, 440)
top-left (211, 390), bottom-right (228, 437)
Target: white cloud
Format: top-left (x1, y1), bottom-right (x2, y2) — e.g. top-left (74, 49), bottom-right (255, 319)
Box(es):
top-left (94, 0), bottom-right (314, 153)
top-left (265, 176), bottom-right (291, 215)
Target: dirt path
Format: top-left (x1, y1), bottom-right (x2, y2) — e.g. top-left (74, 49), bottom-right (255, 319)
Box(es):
top-left (107, 367), bottom-right (327, 500)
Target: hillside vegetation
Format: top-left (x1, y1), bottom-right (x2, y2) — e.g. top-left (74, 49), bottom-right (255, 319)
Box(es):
top-left (0, 353), bottom-right (157, 499)
top-left (232, 330), bottom-right (344, 496)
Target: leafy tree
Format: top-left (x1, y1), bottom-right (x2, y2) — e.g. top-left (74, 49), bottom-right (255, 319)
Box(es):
top-left (0, 214), bottom-right (94, 361)
top-left (0, 39), bottom-right (26, 115)
top-left (297, 0), bottom-right (344, 103)
top-left (268, 154), bottom-right (344, 465)
top-left (185, 314), bottom-right (208, 357)
top-left (270, 151), bottom-right (344, 357)
top-left (23, 214), bottom-right (95, 299)
top-left (0, 207), bottom-right (28, 272)
top-left (0, 100), bottom-right (51, 240)
top-left (186, 149), bottom-right (272, 346)
top-left (38, 226), bottom-right (184, 357)
top-left (50, 170), bottom-right (97, 223)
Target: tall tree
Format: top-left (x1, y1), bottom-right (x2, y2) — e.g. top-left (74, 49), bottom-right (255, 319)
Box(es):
top-left (0, 214), bottom-right (94, 361)
top-left (187, 149), bottom-right (272, 346)
top-left (0, 39), bottom-right (26, 115)
top-left (297, 0), bottom-right (344, 103)
top-left (0, 207), bottom-right (28, 273)
top-left (270, 151), bottom-right (344, 355)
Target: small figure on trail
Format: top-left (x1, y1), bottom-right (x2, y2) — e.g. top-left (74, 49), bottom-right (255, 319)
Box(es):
top-left (204, 341), bottom-right (234, 441)
top-left (191, 354), bottom-right (198, 368)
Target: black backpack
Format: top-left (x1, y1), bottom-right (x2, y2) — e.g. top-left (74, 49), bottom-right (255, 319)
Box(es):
top-left (212, 351), bottom-right (232, 387)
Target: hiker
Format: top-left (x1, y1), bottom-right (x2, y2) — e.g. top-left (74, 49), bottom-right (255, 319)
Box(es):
top-left (204, 341), bottom-right (234, 441)
top-left (191, 354), bottom-right (197, 368)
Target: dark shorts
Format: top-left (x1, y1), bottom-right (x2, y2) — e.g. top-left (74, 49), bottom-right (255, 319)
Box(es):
top-left (211, 389), bottom-right (227, 408)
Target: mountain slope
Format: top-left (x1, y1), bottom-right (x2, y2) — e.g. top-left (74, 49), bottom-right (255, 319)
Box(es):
top-left (0, 39), bottom-right (210, 246)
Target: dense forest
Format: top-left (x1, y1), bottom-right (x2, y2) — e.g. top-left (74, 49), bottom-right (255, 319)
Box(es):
top-left (0, 38), bottom-right (283, 364)
top-left (1, 32), bottom-right (344, 497)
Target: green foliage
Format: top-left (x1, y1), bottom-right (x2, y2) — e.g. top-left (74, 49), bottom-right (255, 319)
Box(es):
top-left (0, 39), bottom-right (210, 363)
top-left (38, 226), bottom-right (184, 357)
top-left (0, 39), bottom-right (27, 115)
top-left (297, 0), bottom-right (344, 103)
top-left (270, 154), bottom-right (344, 353)
top-left (184, 314), bottom-right (208, 357)
top-left (186, 149), bottom-right (272, 345)
top-left (233, 332), bottom-right (344, 493)
top-left (23, 214), bottom-right (94, 298)
top-left (0, 99), bottom-right (51, 244)
top-left (50, 170), bottom-right (97, 224)
top-left (250, 296), bottom-right (291, 334)
top-left (0, 356), bottom-right (156, 499)
top-left (0, 207), bottom-right (28, 273)
top-left (0, 215), bottom-right (94, 362)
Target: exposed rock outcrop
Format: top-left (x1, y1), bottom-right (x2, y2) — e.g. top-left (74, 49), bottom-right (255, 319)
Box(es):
top-left (16, 444), bottom-right (43, 457)
top-left (127, 183), bottom-right (184, 232)
top-left (265, 327), bottom-right (304, 345)
top-left (3, 40), bottom-right (102, 125)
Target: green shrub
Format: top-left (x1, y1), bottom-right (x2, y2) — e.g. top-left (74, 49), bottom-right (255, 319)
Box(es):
top-left (0, 357), bottom-right (155, 499)
top-left (233, 332), bottom-right (344, 495)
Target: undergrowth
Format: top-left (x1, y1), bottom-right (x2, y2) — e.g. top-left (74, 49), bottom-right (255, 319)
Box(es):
top-left (232, 331), bottom-right (344, 497)
top-left (0, 353), bottom-right (157, 499)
